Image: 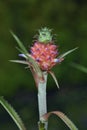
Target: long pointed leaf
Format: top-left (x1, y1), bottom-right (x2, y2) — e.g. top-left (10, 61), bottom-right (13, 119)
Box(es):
top-left (41, 111), bottom-right (78, 130)
top-left (71, 63), bottom-right (87, 74)
top-left (0, 97), bottom-right (26, 130)
top-left (11, 31), bottom-right (28, 55)
top-left (58, 47), bottom-right (78, 59)
top-left (49, 71), bottom-right (59, 89)
top-left (11, 31), bottom-right (44, 81)
top-left (10, 60), bottom-right (29, 65)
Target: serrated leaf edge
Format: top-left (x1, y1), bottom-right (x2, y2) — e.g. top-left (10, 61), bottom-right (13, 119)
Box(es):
top-left (0, 96), bottom-right (26, 130)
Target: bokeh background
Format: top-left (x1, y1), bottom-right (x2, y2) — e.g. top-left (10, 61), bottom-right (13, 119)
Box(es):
top-left (0, 0), bottom-right (87, 130)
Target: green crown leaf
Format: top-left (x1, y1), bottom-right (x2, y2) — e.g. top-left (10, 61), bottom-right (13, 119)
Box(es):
top-left (38, 27), bottom-right (52, 43)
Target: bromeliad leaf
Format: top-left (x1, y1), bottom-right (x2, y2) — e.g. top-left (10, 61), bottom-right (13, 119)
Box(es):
top-left (49, 71), bottom-right (59, 89)
top-left (11, 31), bottom-right (44, 81)
top-left (10, 60), bottom-right (29, 65)
top-left (0, 96), bottom-right (26, 130)
top-left (40, 111), bottom-right (78, 130)
top-left (10, 31), bottom-right (28, 55)
top-left (71, 63), bottom-right (87, 74)
top-left (26, 54), bottom-right (44, 81)
top-left (58, 47), bottom-right (78, 59)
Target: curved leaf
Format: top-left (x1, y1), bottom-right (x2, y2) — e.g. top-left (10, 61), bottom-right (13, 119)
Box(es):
top-left (10, 31), bottom-right (44, 82)
top-left (40, 111), bottom-right (78, 130)
top-left (71, 63), bottom-right (87, 74)
top-left (10, 31), bottom-right (28, 54)
top-left (58, 47), bottom-right (78, 59)
top-left (49, 71), bottom-right (59, 89)
top-left (0, 96), bottom-right (26, 130)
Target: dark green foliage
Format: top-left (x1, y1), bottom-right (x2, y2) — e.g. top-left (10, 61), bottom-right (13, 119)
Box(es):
top-left (0, 0), bottom-right (87, 95)
top-left (0, 1), bottom-right (87, 129)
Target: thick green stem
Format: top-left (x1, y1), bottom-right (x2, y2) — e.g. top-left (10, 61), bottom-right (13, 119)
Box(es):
top-left (38, 72), bottom-right (48, 130)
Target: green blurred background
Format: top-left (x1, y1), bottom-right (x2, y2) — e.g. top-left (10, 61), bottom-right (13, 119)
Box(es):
top-left (0, 0), bottom-right (87, 129)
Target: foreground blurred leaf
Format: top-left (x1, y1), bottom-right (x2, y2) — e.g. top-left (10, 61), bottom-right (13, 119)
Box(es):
top-left (0, 97), bottom-right (26, 130)
top-left (71, 63), bottom-right (87, 74)
top-left (41, 111), bottom-right (78, 130)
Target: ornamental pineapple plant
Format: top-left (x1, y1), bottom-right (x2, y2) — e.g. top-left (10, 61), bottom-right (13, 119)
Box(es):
top-left (0, 27), bottom-right (78, 130)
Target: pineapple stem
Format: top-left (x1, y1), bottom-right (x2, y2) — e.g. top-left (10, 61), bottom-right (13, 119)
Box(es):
top-left (38, 72), bottom-right (48, 130)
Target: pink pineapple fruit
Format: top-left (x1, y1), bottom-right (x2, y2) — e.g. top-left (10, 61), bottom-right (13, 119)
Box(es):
top-left (30, 28), bottom-right (63, 71)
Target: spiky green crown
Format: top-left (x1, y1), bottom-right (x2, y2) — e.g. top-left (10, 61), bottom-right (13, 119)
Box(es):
top-left (38, 27), bottom-right (53, 43)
